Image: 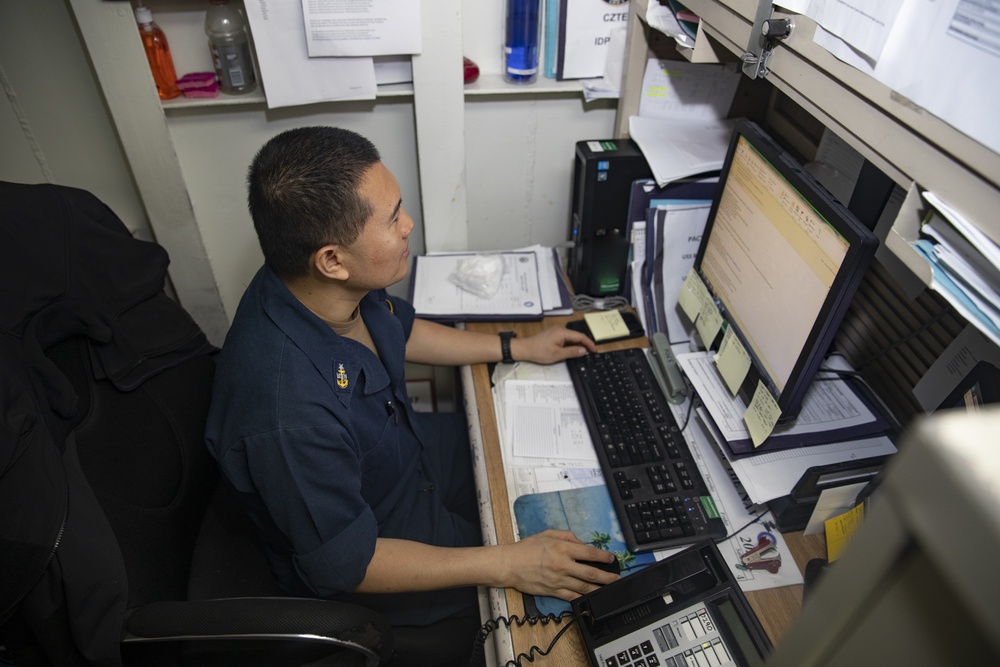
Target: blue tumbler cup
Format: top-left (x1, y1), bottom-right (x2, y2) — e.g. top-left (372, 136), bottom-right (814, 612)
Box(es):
top-left (504, 0), bottom-right (542, 83)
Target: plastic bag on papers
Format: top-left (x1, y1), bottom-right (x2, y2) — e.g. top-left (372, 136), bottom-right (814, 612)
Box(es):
top-left (449, 254), bottom-right (505, 299)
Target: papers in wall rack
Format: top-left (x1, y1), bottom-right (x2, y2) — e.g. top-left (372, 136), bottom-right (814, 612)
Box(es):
top-left (644, 0), bottom-right (696, 50)
top-left (637, 58), bottom-right (740, 121)
top-left (628, 116), bottom-right (734, 187)
top-left (914, 191), bottom-right (1000, 347)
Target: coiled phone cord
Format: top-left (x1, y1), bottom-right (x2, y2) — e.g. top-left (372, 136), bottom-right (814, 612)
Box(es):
top-left (469, 611), bottom-right (582, 667)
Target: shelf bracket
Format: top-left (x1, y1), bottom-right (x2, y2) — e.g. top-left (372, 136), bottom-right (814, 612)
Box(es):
top-left (741, 0), bottom-right (794, 79)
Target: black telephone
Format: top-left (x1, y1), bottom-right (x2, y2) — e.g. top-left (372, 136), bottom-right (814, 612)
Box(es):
top-left (572, 541), bottom-right (771, 667)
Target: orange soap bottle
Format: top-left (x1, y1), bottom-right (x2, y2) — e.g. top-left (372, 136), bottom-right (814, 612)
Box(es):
top-left (134, 4), bottom-right (181, 100)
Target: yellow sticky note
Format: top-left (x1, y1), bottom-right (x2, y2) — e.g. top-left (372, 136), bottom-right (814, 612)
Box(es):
top-left (824, 503), bottom-right (866, 562)
top-left (584, 310), bottom-right (629, 342)
top-left (678, 268), bottom-right (721, 346)
top-left (695, 300), bottom-right (723, 349)
top-left (677, 268), bottom-right (707, 321)
top-left (744, 381), bottom-right (781, 447)
top-left (714, 326), bottom-right (752, 396)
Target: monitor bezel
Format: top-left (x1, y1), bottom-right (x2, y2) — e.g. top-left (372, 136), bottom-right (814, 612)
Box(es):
top-left (693, 119), bottom-right (878, 420)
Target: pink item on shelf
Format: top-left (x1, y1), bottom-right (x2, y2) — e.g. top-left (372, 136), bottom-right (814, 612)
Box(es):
top-left (176, 71), bottom-right (216, 89)
top-left (176, 71), bottom-right (219, 99)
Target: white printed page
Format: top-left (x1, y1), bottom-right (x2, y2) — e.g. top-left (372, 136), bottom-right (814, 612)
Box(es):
top-left (244, 0), bottom-right (376, 108)
top-left (301, 0), bottom-right (421, 57)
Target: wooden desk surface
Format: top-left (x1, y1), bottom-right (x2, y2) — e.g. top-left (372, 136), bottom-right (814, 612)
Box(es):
top-left (465, 316), bottom-right (826, 665)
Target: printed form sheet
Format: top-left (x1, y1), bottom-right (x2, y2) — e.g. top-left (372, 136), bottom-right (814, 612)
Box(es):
top-left (300, 0), bottom-right (421, 57)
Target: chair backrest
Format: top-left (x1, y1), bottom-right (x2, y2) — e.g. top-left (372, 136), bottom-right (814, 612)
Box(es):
top-left (186, 474), bottom-right (286, 600)
top-left (2, 183), bottom-right (392, 666)
top-left (45, 336), bottom-right (219, 608)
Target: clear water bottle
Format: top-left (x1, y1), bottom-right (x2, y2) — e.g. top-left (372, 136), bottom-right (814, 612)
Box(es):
top-left (205, 0), bottom-right (257, 95)
top-left (134, 4), bottom-right (181, 100)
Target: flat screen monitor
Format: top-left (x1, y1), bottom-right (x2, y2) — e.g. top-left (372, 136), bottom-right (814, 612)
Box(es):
top-left (693, 119), bottom-right (878, 420)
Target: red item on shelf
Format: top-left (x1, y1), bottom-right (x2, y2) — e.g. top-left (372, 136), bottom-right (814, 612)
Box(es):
top-left (463, 57), bottom-right (480, 84)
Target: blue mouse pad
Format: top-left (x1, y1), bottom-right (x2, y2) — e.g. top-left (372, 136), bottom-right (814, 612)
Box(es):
top-left (513, 484), bottom-right (656, 616)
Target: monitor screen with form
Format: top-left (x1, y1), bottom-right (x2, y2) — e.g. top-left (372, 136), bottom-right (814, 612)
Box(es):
top-left (694, 119), bottom-right (878, 419)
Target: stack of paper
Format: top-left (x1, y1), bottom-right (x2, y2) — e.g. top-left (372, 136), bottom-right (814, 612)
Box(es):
top-left (409, 245), bottom-right (572, 321)
top-left (914, 192), bottom-right (1000, 347)
top-left (490, 361), bottom-right (602, 525)
top-left (629, 116), bottom-right (734, 187)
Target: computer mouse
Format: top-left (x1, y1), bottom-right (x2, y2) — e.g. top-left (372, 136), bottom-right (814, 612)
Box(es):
top-left (579, 557), bottom-right (621, 576)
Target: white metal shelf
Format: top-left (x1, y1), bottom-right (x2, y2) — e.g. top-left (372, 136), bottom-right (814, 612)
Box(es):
top-left (463, 73), bottom-right (584, 96)
top-left (159, 74), bottom-right (587, 111)
top-left (159, 82), bottom-right (415, 111)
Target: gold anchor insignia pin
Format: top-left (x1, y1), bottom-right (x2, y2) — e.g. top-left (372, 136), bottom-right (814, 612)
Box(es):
top-left (336, 362), bottom-right (349, 389)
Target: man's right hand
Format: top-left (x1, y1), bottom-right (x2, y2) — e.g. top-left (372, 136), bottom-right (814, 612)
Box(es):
top-left (499, 529), bottom-right (620, 601)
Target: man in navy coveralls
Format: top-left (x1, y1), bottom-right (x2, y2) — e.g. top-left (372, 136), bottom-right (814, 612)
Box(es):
top-left (205, 127), bottom-right (619, 633)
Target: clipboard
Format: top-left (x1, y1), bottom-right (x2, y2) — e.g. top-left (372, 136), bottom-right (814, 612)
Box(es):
top-left (409, 252), bottom-right (545, 322)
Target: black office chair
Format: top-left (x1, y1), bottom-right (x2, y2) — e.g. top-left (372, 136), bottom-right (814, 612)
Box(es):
top-left (0, 182), bottom-right (478, 667)
top-left (48, 334), bottom-right (395, 667)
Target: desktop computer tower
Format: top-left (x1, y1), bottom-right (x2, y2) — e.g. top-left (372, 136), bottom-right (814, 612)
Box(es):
top-left (567, 139), bottom-right (652, 297)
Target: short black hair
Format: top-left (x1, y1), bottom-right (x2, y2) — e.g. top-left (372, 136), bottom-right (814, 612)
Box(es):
top-left (247, 126), bottom-right (381, 278)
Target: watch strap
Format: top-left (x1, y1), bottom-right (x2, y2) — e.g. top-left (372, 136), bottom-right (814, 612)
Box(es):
top-left (499, 331), bottom-right (516, 364)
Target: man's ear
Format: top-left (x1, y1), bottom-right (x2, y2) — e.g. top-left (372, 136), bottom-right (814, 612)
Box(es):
top-left (313, 244), bottom-right (349, 281)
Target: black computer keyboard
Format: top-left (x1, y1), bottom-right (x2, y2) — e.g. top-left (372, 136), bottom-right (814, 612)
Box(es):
top-left (566, 347), bottom-right (727, 553)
